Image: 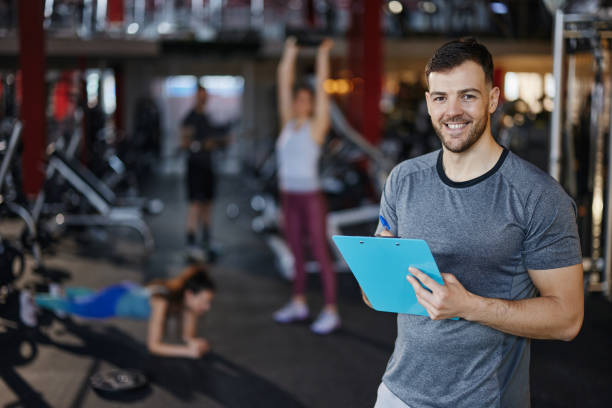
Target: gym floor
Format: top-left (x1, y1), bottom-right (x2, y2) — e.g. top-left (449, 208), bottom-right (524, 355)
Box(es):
top-left (2, 173), bottom-right (612, 408)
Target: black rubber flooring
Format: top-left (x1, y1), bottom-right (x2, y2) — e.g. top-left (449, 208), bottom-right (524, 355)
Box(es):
top-left (1, 172), bottom-right (612, 407)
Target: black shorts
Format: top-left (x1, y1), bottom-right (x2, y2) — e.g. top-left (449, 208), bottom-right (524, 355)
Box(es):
top-left (187, 156), bottom-right (216, 202)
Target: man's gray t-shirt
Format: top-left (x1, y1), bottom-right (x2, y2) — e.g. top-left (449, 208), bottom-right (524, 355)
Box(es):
top-left (376, 148), bottom-right (582, 408)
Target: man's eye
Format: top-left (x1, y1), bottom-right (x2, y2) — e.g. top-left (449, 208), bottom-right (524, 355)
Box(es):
top-left (434, 97), bottom-right (446, 102)
top-left (462, 94), bottom-right (475, 100)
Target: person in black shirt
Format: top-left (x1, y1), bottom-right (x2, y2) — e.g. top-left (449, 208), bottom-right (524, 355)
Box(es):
top-left (180, 85), bottom-right (224, 260)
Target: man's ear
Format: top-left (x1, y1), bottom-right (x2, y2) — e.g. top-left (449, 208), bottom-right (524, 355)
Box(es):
top-left (489, 86), bottom-right (500, 114)
top-left (425, 92), bottom-right (432, 116)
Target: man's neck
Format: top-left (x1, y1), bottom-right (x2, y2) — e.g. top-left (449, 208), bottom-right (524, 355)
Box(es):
top-left (441, 133), bottom-right (504, 183)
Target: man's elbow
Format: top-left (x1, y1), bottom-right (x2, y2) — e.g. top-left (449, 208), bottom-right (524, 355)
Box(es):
top-left (560, 310), bottom-right (584, 341)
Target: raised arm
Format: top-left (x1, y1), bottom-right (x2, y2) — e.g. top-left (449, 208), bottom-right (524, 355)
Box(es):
top-left (311, 38), bottom-right (333, 145)
top-left (277, 37), bottom-right (299, 129)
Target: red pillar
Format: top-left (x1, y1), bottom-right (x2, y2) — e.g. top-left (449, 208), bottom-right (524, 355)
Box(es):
top-left (18, 1), bottom-right (46, 196)
top-left (348, 0), bottom-right (382, 144)
top-left (108, 0), bottom-right (125, 24)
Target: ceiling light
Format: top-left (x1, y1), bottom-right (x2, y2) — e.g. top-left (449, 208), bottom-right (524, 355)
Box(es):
top-left (419, 1), bottom-right (437, 14)
top-left (388, 1), bottom-right (403, 14)
top-left (490, 2), bottom-right (508, 14)
top-left (127, 22), bottom-right (139, 35)
top-left (157, 21), bottom-right (172, 35)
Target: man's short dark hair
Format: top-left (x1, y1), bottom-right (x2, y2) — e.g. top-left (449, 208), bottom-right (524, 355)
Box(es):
top-left (425, 38), bottom-right (494, 87)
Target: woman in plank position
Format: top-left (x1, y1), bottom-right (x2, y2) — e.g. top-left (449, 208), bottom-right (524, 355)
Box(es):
top-left (35, 264), bottom-right (215, 359)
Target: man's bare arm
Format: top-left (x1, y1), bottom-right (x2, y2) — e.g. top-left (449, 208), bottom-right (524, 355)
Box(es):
top-left (407, 264), bottom-right (584, 341)
top-left (466, 265), bottom-right (584, 341)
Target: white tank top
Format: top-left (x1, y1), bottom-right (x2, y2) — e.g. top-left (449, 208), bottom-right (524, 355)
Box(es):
top-left (276, 119), bottom-right (321, 192)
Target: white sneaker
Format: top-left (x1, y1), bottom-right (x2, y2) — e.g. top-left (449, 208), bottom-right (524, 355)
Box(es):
top-left (273, 301), bottom-right (309, 323)
top-left (310, 310), bottom-right (341, 335)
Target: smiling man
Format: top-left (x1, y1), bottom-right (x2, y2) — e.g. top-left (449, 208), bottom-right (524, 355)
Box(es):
top-left (372, 38), bottom-right (584, 407)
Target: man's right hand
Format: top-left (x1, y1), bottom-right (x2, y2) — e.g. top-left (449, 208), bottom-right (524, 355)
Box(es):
top-left (378, 229), bottom-right (394, 238)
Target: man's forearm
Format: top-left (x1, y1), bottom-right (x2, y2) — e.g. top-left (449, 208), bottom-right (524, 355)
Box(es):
top-left (465, 294), bottom-right (582, 341)
top-left (407, 264), bottom-right (583, 342)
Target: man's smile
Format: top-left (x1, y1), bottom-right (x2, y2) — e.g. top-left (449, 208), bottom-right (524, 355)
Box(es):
top-left (442, 120), bottom-right (472, 134)
top-left (445, 122), bottom-right (468, 129)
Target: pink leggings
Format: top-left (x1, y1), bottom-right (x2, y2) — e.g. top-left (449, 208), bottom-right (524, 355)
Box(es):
top-left (281, 191), bottom-right (337, 305)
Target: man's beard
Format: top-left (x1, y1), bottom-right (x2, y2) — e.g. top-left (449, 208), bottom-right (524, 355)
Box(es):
top-left (433, 113), bottom-right (488, 153)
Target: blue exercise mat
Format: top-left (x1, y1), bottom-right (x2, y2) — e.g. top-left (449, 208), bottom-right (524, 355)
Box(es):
top-left (332, 235), bottom-right (445, 316)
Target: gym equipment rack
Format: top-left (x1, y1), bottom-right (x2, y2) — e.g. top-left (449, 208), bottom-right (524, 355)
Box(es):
top-left (550, 9), bottom-right (612, 300)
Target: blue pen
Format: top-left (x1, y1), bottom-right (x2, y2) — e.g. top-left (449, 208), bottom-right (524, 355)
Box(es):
top-left (379, 215), bottom-right (391, 231)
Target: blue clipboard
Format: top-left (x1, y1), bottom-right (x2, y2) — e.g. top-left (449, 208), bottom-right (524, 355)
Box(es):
top-left (332, 235), bottom-right (446, 317)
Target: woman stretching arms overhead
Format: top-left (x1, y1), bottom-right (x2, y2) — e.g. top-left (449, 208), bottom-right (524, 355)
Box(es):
top-left (273, 37), bottom-right (340, 334)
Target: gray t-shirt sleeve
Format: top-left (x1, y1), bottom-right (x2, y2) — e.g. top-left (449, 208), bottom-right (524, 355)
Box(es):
top-left (521, 186), bottom-right (582, 270)
top-left (376, 165), bottom-right (400, 236)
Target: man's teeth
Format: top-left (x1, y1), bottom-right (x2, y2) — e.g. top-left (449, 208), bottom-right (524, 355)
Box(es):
top-left (446, 123), bottom-right (467, 129)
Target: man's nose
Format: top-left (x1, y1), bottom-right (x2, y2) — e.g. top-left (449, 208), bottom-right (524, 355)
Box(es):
top-left (445, 96), bottom-right (463, 118)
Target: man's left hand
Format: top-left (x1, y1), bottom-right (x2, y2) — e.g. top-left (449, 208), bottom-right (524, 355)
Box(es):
top-left (406, 267), bottom-right (478, 320)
